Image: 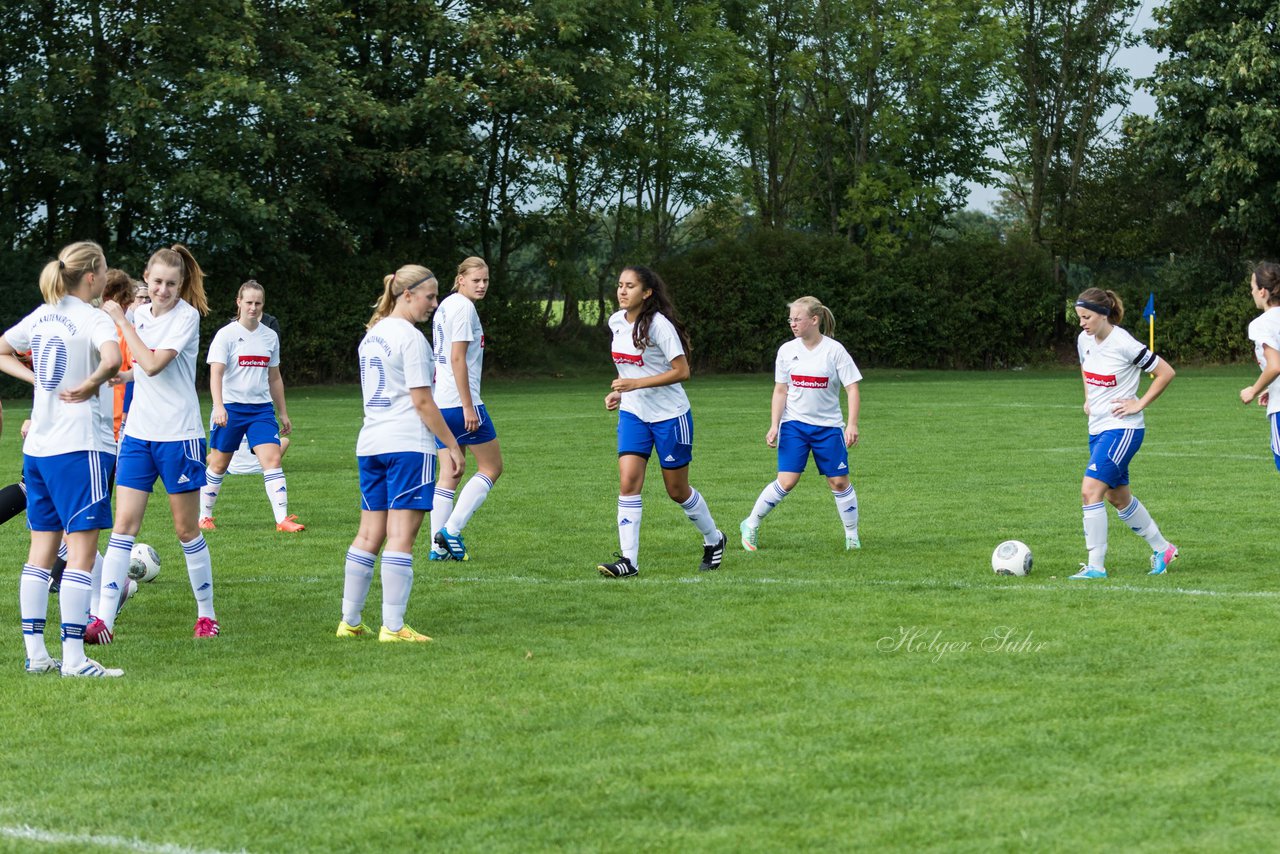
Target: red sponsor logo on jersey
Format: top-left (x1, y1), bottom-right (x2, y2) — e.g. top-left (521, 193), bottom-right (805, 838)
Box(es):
top-left (612, 351), bottom-right (644, 366)
top-left (1083, 370), bottom-right (1117, 388)
top-left (791, 374), bottom-right (829, 389)
top-left (238, 355), bottom-right (270, 368)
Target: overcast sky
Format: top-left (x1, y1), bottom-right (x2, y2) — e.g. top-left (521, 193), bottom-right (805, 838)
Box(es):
top-left (966, 0), bottom-right (1161, 211)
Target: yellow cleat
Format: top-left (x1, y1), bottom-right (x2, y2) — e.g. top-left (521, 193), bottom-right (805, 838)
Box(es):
top-left (379, 624), bottom-right (432, 643)
top-left (336, 620), bottom-right (374, 638)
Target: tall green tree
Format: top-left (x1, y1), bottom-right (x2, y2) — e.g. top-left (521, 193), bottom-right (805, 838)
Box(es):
top-left (1145, 0), bottom-right (1280, 256)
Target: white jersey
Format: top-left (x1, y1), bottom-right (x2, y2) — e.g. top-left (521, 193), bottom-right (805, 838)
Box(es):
top-left (609, 310), bottom-right (690, 423)
top-left (4, 295), bottom-right (117, 457)
top-left (775, 336), bottom-right (862, 428)
top-left (207, 320), bottom-right (280, 405)
top-left (357, 317), bottom-right (437, 456)
top-left (123, 300), bottom-right (204, 442)
top-left (431, 293), bottom-right (484, 409)
top-left (1249, 307), bottom-right (1280, 416)
top-left (1078, 326), bottom-right (1160, 434)
top-left (227, 436), bottom-right (263, 475)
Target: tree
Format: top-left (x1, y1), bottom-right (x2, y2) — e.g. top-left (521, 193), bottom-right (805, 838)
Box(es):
top-left (1145, 0), bottom-right (1280, 256)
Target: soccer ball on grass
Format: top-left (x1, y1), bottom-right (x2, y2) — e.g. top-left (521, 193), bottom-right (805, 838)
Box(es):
top-left (991, 540), bottom-right (1032, 576)
top-left (129, 543), bottom-right (161, 583)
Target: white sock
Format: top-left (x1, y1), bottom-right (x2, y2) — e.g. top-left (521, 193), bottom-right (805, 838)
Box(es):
top-left (747, 480), bottom-right (790, 527)
top-left (430, 488), bottom-right (455, 552)
top-left (1083, 502), bottom-right (1108, 568)
top-left (832, 484), bottom-right (858, 533)
top-left (380, 551), bottom-right (414, 632)
top-left (446, 473), bottom-right (493, 535)
top-left (679, 488), bottom-right (719, 544)
top-left (1117, 496), bottom-right (1171, 552)
top-left (59, 568), bottom-right (93, 669)
top-left (182, 534), bottom-right (216, 620)
top-left (200, 469), bottom-right (224, 518)
top-left (263, 467), bottom-right (288, 524)
top-left (98, 534), bottom-right (135, 631)
top-left (20, 564), bottom-right (52, 661)
top-left (89, 550), bottom-right (104, 617)
top-left (618, 494), bottom-right (642, 566)
top-left (342, 547), bottom-right (377, 626)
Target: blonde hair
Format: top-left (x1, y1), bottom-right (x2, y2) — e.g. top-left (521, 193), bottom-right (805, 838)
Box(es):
top-left (39, 241), bottom-right (105, 306)
top-left (146, 244), bottom-right (208, 316)
top-left (454, 256), bottom-right (488, 292)
top-left (789, 296), bottom-right (836, 336)
top-left (368, 264), bottom-right (436, 328)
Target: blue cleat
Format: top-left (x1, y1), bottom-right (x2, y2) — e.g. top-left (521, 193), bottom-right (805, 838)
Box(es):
top-left (435, 529), bottom-right (469, 561)
top-left (427, 549), bottom-right (449, 562)
top-left (1070, 564), bottom-right (1107, 580)
top-left (1149, 544), bottom-right (1179, 576)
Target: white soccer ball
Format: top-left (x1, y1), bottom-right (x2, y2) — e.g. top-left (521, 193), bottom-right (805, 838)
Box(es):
top-left (991, 540), bottom-right (1033, 576)
top-left (129, 543), bottom-right (161, 583)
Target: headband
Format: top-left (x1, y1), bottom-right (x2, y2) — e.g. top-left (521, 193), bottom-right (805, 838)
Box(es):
top-left (403, 274), bottom-right (436, 293)
top-left (1075, 299), bottom-right (1110, 316)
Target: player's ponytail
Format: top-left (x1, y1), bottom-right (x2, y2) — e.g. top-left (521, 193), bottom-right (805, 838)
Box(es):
top-left (454, 256), bottom-right (488, 292)
top-left (38, 241), bottom-right (105, 306)
top-left (790, 296), bottom-right (836, 337)
top-left (1076, 287), bottom-right (1124, 326)
top-left (147, 244), bottom-right (208, 316)
top-left (368, 265), bottom-right (436, 328)
top-left (1255, 261), bottom-right (1280, 305)
top-left (624, 265), bottom-right (691, 354)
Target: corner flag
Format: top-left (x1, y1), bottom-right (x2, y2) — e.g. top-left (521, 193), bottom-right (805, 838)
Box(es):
top-left (1143, 293), bottom-right (1155, 351)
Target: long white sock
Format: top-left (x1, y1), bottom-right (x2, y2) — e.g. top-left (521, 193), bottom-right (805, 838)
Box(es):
top-left (446, 473), bottom-right (493, 535)
top-left (747, 480), bottom-right (790, 527)
top-left (1083, 502), bottom-right (1108, 568)
top-left (89, 550), bottom-right (104, 617)
top-left (200, 469), bottom-right (224, 518)
top-left (263, 467), bottom-right (288, 524)
top-left (430, 488), bottom-right (455, 552)
top-left (20, 564), bottom-right (52, 661)
top-left (832, 484), bottom-right (858, 533)
top-left (680, 488), bottom-right (719, 544)
top-left (1117, 496), bottom-right (1171, 552)
top-left (59, 568), bottom-right (93, 669)
top-left (182, 534), bottom-right (216, 620)
top-left (380, 551), bottom-right (414, 631)
top-left (342, 547), bottom-right (377, 626)
top-left (618, 495), bottom-right (642, 566)
top-left (98, 534), bottom-right (135, 631)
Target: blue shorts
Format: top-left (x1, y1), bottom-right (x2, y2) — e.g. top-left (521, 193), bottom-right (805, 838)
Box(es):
top-left (1085, 428), bottom-right (1144, 487)
top-left (436, 403), bottom-right (498, 447)
top-left (24, 451), bottom-right (114, 532)
top-left (358, 452), bottom-right (436, 511)
top-left (1270, 413), bottom-right (1280, 472)
top-left (778, 421), bottom-right (850, 477)
top-left (618, 409), bottom-right (693, 469)
top-left (117, 436), bottom-right (207, 494)
top-left (210, 402), bottom-right (280, 453)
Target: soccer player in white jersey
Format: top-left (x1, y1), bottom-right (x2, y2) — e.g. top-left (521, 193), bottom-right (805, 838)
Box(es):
top-left (0, 240), bottom-right (124, 677)
top-left (337, 265), bottom-right (464, 643)
top-left (1071, 287), bottom-right (1179, 579)
top-left (597, 265), bottom-right (724, 578)
top-left (199, 280), bottom-right (303, 533)
top-left (428, 256), bottom-right (503, 561)
top-left (1240, 262), bottom-right (1280, 472)
top-left (740, 296), bottom-right (863, 552)
top-left (98, 244), bottom-right (222, 638)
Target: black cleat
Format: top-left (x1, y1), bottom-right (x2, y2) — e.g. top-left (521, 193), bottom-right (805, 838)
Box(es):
top-left (597, 554), bottom-right (638, 578)
top-left (700, 532), bottom-right (726, 571)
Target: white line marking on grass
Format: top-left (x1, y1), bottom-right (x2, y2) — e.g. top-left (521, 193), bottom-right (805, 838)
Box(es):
top-left (0, 825), bottom-right (248, 854)
top-left (433, 574), bottom-right (1280, 600)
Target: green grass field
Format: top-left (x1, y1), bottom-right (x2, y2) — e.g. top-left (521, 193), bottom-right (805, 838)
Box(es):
top-left (3, 367), bottom-right (1280, 852)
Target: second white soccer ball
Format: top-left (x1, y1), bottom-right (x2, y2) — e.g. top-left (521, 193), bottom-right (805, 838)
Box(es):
top-left (991, 540), bottom-right (1032, 576)
top-left (129, 543), bottom-right (161, 583)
